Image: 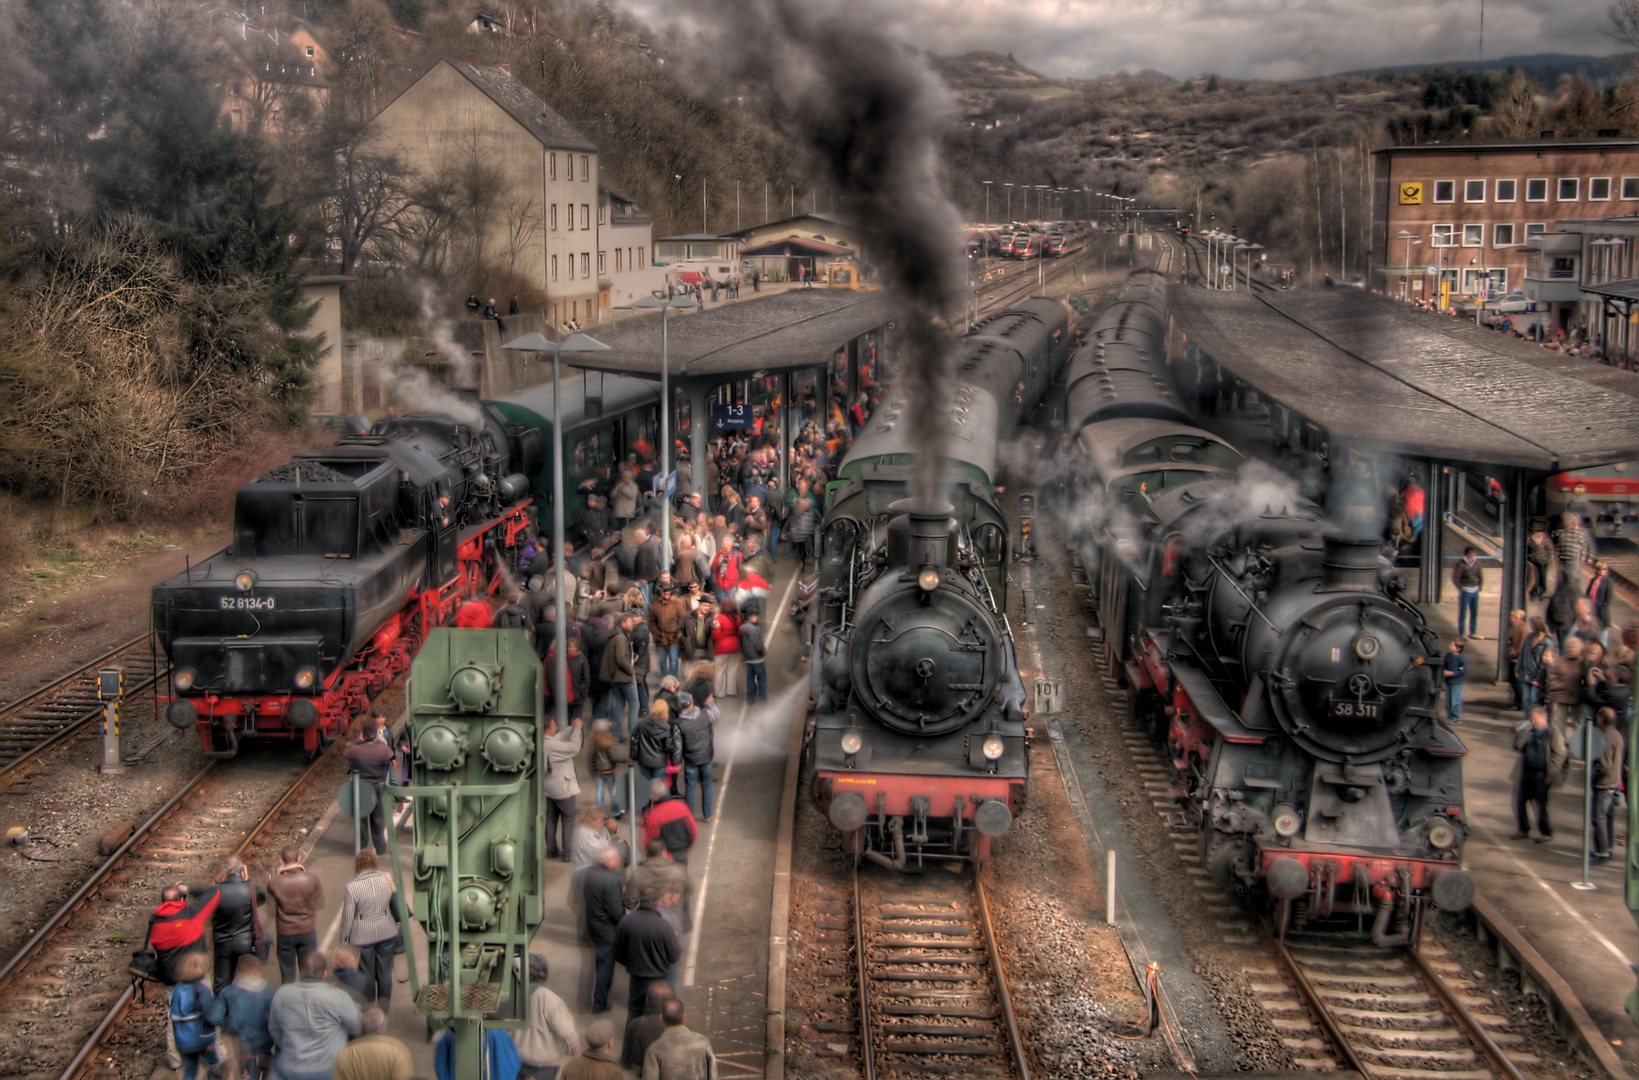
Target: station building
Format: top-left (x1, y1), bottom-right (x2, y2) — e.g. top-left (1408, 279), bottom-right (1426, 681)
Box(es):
top-left (1370, 135), bottom-right (1639, 323)
top-left (726, 213), bottom-right (870, 281)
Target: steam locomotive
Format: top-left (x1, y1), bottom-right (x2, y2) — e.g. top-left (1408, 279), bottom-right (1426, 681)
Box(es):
top-left (152, 393), bottom-right (542, 755)
top-left (808, 298), bottom-right (1073, 867)
top-left (1069, 272), bottom-right (1474, 934)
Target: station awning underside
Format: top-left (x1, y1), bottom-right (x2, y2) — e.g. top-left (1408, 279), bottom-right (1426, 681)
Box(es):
top-left (1169, 286), bottom-right (1639, 472)
top-left (739, 237), bottom-right (853, 258)
top-left (563, 291), bottom-right (893, 379)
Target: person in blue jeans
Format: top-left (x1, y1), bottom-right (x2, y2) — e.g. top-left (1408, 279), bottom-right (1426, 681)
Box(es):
top-left (1451, 547), bottom-right (1483, 638)
top-left (1441, 639), bottom-right (1467, 723)
top-left (169, 952), bottom-right (219, 1080)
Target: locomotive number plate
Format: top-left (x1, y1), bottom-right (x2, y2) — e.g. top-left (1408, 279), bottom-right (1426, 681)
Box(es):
top-left (1328, 697), bottom-right (1381, 720)
top-left (219, 596), bottom-right (276, 610)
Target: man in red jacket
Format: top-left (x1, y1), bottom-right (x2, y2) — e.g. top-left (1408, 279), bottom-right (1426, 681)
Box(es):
top-left (148, 884), bottom-right (222, 985)
top-left (455, 597), bottom-right (494, 628)
top-left (642, 778), bottom-right (698, 865)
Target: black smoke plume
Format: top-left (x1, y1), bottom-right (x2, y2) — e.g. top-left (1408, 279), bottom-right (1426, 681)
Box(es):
top-left (688, 0), bottom-right (964, 500)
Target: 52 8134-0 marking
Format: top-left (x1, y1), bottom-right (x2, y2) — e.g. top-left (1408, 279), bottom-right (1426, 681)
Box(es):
top-left (218, 596), bottom-right (276, 610)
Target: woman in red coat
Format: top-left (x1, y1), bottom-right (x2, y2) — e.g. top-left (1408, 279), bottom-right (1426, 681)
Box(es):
top-left (710, 596), bottom-right (743, 698)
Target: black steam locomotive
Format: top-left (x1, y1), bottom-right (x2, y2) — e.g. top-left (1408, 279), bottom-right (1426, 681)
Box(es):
top-left (808, 297), bottom-right (1073, 867)
top-left (152, 393), bottom-right (542, 755)
top-left (1070, 272), bottom-right (1472, 934)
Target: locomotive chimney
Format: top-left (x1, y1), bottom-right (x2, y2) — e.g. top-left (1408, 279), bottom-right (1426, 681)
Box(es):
top-left (1320, 534), bottom-right (1380, 592)
top-left (891, 498), bottom-right (954, 568)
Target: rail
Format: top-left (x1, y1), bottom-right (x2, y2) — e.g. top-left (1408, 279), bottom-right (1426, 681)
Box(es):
top-left (0, 631), bottom-right (163, 784)
top-left (976, 869), bottom-right (1031, 1080)
top-left (52, 751), bottom-right (332, 1080)
top-left (1267, 923), bottom-right (1373, 1078)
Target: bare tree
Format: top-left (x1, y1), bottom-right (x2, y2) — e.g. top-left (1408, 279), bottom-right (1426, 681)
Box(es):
top-left (1607, 0), bottom-right (1639, 57)
top-left (500, 194), bottom-right (542, 276)
top-left (1548, 74), bottom-right (1612, 136)
top-left (1483, 70), bottom-right (1544, 138)
top-left (317, 119), bottom-right (420, 275)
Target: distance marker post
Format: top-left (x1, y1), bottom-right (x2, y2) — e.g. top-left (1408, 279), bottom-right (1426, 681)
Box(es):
top-left (97, 667), bottom-right (126, 775)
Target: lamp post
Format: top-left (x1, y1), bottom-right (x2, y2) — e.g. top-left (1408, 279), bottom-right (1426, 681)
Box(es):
top-left (618, 294), bottom-right (696, 556)
top-left (1397, 229), bottom-right (1420, 302)
top-left (501, 331), bottom-right (610, 747)
top-left (981, 180), bottom-right (993, 223)
top-left (1243, 242), bottom-right (1264, 289)
top-left (1004, 183), bottom-right (1013, 221)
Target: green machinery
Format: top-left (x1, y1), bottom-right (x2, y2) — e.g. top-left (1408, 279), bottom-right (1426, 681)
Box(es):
top-left (389, 627), bottom-right (545, 1073)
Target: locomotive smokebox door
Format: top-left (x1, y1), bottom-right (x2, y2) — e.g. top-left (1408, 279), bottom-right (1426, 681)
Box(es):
top-left (1017, 494), bottom-right (1036, 560)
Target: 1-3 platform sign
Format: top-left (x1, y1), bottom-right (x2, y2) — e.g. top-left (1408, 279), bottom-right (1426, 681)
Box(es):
top-left (712, 404), bottom-right (753, 431)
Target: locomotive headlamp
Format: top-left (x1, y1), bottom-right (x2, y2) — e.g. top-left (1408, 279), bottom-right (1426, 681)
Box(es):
top-left (1353, 635), bottom-right (1381, 660)
top-left (981, 734), bottom-right (1006, 761)
top-left (840, 730), bottom-right (864, 756)
top-left (1426, 820), bottom-right (1457, 849)
top-left (1272, 805), bottom-right (1302, 837)
top-left (293, 667), bottom-right (317, 691)
top-left (173, 668), bottom-right (197, 692)
top-left (234, 570), bottom-right (257, 592)
top-left (918, 568), bottom-right (940, 592)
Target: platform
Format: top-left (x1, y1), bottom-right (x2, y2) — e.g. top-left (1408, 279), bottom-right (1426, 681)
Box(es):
top-left (282, 559), bottom-right (806, 1077)
top-left (1413, 562), bottom-right (1639, 1072)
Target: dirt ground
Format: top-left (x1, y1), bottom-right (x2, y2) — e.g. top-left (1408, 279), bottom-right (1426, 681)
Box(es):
top-left (0, 533), bottom-right (224, 706)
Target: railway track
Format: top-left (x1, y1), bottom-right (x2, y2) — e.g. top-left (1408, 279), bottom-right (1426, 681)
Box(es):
top-left (0, 632), bottom-right (166, 784)
top-left (800, 859), bottom-right (1028, 1079)
top-left (1110, 720), bottom-right (1537, 1080)
top-left (0, 750), bottom-right (326, 1079)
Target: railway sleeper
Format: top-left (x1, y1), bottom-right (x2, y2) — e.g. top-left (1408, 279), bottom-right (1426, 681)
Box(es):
top-left (879, 1004), bottom-right (997, 1019)
top-left (880, 1040), bottom-right (1002, 1055)
top-left (877, 951), bottom-right (983, 963)
top-left (879, 1023), bottom-right (994, 1037)
top-left (1338, 1026), bottom-right (1468, 1046)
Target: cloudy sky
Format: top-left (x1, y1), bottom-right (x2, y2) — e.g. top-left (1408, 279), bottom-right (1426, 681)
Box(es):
top-left (647, 0), bottom-right (1618, 81)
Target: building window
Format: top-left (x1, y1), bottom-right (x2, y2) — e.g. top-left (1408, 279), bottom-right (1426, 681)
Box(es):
top-left (599, 201), bottom-right (606, 224)
top-left (615, 249), bottom-right (623, 272)
top-left (549, 153), bottom-right (556, 181)
top-left (550, 204), bottom-right (558, 231)
top-left (567, 254), bottom-right (575, 279)
top-left (581, 155), bottom-right (589, 180)
top-left (638, 246), bottom-right (645, 266)
top-left (567, 206), bottom-right (574, 231)
top-left (581, 252), bottom-right (590, 277)
top-left (1462, 223), bottom-right (1484, 247)
top-left (1524, 223), bottom-right (1546, 239)
top-left (1431, 224), bottom-right (1455, 247)
top-left (1433, 180), bottom-right (1455, 203)
top-left (551, 255), bottom-right (558, 281)
top-left (598, 252), bottom-right (606, 275)
top-left (1495, 179), bottom-right (1517, 202)
top-left (1525, 178), bottom-right (1547, 202)
top-left (1624, 177), bottom-right (1639, 200)
top-left (305, 45), bottom-right (314, 57)
top-left (1493, 223), bottom-right (1516, 246)
top-left (1464, 179), bottom-right (1485, 202)
top-left (1590, 177), bottom-right (1613, 201)
top-left (1557, 177), bottom-right (1579, 201)
top-left (581, 204), bottom-right (590, 230)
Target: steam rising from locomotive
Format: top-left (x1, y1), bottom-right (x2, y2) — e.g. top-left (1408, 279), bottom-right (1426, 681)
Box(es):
top-left (692, 0), bottom-right (965, 500)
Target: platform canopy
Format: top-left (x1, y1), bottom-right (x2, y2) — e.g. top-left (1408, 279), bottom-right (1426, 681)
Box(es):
top-left (739, 237), bottom-right (854, 259)
top-left (567, 290), bottom-right (892, 379)
top-left (1169, 286), bottom-right (1639, 472)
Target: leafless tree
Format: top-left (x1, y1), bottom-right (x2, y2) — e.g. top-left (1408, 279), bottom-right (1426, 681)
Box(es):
top-left (1482, 70), bottom-right (1544, 139)
top-left (1548, 74), bottom-right (1613, 137)
top-left (317, 119), bottom-right (420, 275)
top-left (501, 194), bottom-right (542, 277)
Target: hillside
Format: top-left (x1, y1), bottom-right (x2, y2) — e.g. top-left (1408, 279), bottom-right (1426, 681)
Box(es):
top-left (1329, 53), bottom-right (1627, 88)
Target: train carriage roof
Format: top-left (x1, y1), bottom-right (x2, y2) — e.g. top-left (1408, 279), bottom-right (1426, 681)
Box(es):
top-left (838, 379), bottom-right (1001, 484)
top-left (1067, 368), bottom-right (1195, 430)
top-left (1076, 418), bottom-right (1242, 482)
top-left (496, 371), bottom-right (660, 431)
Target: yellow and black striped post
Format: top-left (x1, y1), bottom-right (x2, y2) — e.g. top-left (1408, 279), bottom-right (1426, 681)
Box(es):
top-left (97, 667), bottom-right (125, 775)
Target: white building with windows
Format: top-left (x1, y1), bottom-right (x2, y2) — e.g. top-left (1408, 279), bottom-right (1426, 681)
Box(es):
top-left (601, 186), bottom-right (666, 313)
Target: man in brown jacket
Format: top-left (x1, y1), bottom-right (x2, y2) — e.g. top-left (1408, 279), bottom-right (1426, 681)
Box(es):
top-left (266, 845), bottom-right (324, 983)
top-left (602, 613), bottom-right (640, 743)
top-left (562, 1019), bottom-right (624, 1080)
top-left (648, 582), bottom-right (689, 680)
top-left (1545, 638), bottom-right (1585, 783)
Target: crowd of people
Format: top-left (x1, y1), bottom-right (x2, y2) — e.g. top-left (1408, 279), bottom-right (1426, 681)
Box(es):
top-left (1408, 296), bottom-right (1637, 371)
top-left (1482, 512), bottom-right (1637, 852)
top-left (131, 415), bottom-right (881, 1079)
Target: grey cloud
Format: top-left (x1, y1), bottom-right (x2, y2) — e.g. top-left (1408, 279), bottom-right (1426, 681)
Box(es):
top-left (638, 0), bottom-right (1615, 79)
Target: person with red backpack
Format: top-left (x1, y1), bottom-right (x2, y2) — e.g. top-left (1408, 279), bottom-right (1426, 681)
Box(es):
top-left (710, 597), bottom-right (744, 698)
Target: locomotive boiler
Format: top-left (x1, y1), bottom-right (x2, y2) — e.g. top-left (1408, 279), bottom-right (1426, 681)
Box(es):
top-left (152, 394), bottom-right (542, 754)
top-left (808, 297), bottom-right (1073, 867)
top-left (1069, 269), bottom-right (1474, 933)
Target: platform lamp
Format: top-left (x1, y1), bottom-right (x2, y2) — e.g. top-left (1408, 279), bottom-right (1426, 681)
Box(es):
top-left (501, 331), bottom-right (610, 744)
top-left (1242, 242), bottom-right (1264, 289)
top-left (617, 293), bottom-right (696, 557)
